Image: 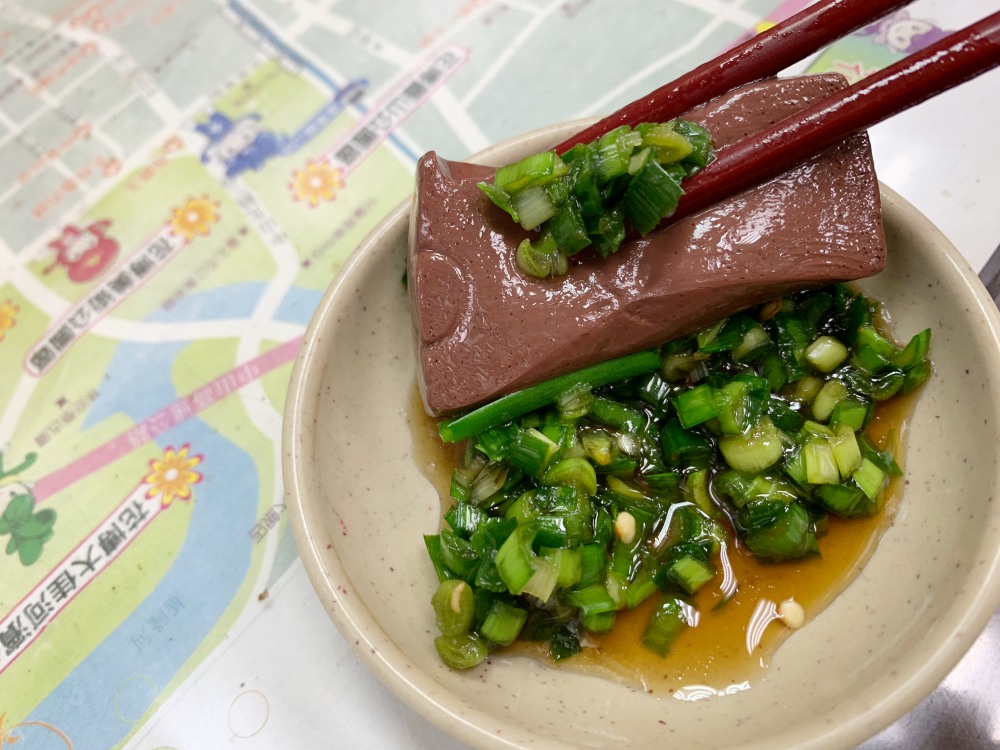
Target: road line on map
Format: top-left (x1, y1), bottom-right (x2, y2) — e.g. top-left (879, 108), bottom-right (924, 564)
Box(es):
top-left (91, 318), bottom-right (303, 344)
top-left (458, 2), bottom-right (559, 109)
top-left (673, 0), bottom-right (758, 29)
top-left (574, 15), bottom-right (730, 118)
top-left (428, 86), bottom-right (492, 154)
top-left (31, 336), bottom-right (302, 502)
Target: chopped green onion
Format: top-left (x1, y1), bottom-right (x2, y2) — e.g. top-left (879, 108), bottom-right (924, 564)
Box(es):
top-left (830, 424), bottom-right (863, 479)
top-left (718, 417), bottom-right (784, 474)
top-left (426, 281), bottom-right (929, 670)
top-left (434, 633), bottom-right (488, 669)
top-left (830, 397), bottom-right (872, 432)
top-left (673, 383), bottom-right (719, 428)
top-left (432, 579), bottom-right (475, 636)
top-left (508, 427), bottom-right (559, 478)
top-left (494, 150), bottom-right (567, 192)
top-left (478, 120), bottom-right (713, 272)
top-left (480, 600), bottom-right (528, 645)
top-left (495, 526), bottom-right (537, 594)
top-left (657, 549), bottom-right (715, 595)
top-left (547, 197), bottom-right (591, 255)
top-left (581, 610), bottom-right (617, 633)
top-left (895, 328), bottom-right (931, 370)
top-left (805, 335), bottom-right (849, 373)
top-left (803, 441), bottom-right (839, 485)
top-left (853, 457), bottom-right (887, 501)
top-left (812, 379), bottom-right (848, 422)
top-left (542, 457), bottom-right (597, 496)
top-left (621, 155), bottom-right (684, 235)
top-left (521, 558), bottom-right (560, 602)
top-left (566, 584), bottom-right (618, 619)
top-left (642, 598), bottom-right (689, 657)
top-left (739, 500), bottom-right (817, 561)
top-left (733, 324), bottom-right (770, 361)
top-left (541, 546), bottom-right (582, 588)
top-left (577, 543), bottom-right (607, 588)
top-left (477, 182), bottom-right (519, 223)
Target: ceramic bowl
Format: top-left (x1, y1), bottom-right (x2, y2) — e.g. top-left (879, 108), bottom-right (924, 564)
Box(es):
top-left (282, 121), bottom-right (1000, 749)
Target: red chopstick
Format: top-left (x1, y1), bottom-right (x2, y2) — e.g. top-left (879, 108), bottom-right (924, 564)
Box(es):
top-left (669, 11), bottom-right (1000, 225)
top-left (553, 0), bottom-right (911, 154)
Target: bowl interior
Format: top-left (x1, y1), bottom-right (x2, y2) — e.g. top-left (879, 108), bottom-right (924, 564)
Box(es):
top-left (283, 122), bottom-right (1000, 750)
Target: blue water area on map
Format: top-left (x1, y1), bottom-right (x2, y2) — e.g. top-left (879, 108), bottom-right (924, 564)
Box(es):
top-left (29, 341), bottom-right (259, 749)
top-left (274, 286), bottom-right (322, 326)
top-left (144, 281), bottom-right (267, 323)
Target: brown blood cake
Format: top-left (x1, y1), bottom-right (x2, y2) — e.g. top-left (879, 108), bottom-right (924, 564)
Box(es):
top-left (410, 74), bottom-right (886, 416)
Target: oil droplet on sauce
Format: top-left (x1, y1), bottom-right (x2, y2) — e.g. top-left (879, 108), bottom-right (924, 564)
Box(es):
top-left (409, 383), bottom-right (917, 696)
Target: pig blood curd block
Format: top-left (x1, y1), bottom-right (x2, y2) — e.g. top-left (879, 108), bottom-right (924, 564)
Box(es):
top-left (409, 74), bottom-right (886, 416)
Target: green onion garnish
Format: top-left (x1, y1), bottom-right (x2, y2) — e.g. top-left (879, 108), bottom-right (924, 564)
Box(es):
top-left (424, 284), bottom-right (932, 670)
top-left (478, 120), bottom-right (714, 277)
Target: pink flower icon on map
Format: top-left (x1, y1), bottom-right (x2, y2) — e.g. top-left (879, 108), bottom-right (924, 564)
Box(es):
top-left (143, 444), bottom-right (204, 508)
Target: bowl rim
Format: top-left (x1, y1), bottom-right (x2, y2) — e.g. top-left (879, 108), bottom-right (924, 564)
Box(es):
top-left (282, 121), bottom-right (1000, 750)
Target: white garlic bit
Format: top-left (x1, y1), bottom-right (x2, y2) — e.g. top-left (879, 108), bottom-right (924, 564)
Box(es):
top-left (450, 581), bottom-right (466, 614)
top-left (778, 598), bottom-right (806, 629)
top-left (614, 511), bottom-right (637, 545)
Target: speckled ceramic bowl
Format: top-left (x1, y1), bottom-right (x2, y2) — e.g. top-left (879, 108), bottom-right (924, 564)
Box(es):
top-left (282, 121), bottom-right (1000, 749)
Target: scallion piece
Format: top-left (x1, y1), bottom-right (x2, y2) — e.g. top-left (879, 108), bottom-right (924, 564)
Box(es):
top-left (578, 543), bottom-right (607, 588)
top-left (426, 280), bottom-right (929, 670)
top-left (547, 197), bottom-right (591, 255)
top-left (480, 600), bottom-right (528, 646)
top-left (508, 427), bottom-right (559, 478)
top-left (853, 457), bottom-right (887, 501)
top-left (812, 379), bottom-right (848, 422)
top-left (541, 546), bottom-right (582, 587)
top-left (830, 398), bottom-right (872, 432)
top-left (439, 350), bottom-right (662, 443)
top-left (830, 424), bottom-right (863, 479)
top-left (434, 633), bottom-right (488, 669)
top-left (803, 440), bottom-right (839, 485)
top-left (495, 526), bottom-right (537, 595)
top-left (637, 121), bottom-right (694, 163)
top-left (739, 500), bottom-right (817, 562)
top-left (642, 598), bottom-right (688, 657)
top-left (624, 572), bottom-right (658, 609)
top-left (805, 335), bottom-right (849, 373)
top-left (494, 150), bottom-right (567, 192)
top-left (566, 584), bottom-right (617, 619)
top-left (513, 184), bottom-right (559, 230)
top-left (580, 610), bottom-right (615, 633)
top-left (622, 156), bottom-right (684, 235)
top-left (521, 558), bottom-right (560, 602)
top-left (718, 417), bottom-right (784, 474)
top-left (658, 550), bottom-right (715, 595)
top-left (432, 579), bottom-right (475, 636)
top-left (895, 328), bottom-right (932, 370)
top-left (477, 182), bottom-right (519, 223)
top-left (673, 383), bottom-right (719, 428)
top-left (542, 457), bottom-right (597, 496)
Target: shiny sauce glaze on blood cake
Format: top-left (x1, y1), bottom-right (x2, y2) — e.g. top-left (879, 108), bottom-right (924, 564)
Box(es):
top-left (409, 74), bottom-right (886, 416)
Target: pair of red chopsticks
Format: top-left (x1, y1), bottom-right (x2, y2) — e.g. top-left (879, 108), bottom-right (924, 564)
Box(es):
top-left (553, 0), bottom-right (1000, 225)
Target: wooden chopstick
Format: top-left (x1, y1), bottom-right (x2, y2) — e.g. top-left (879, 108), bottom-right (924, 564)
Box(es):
top-left (669, 11), bottom-right (1000, 224)
top-left (553, 0), bottom-right (912, 154)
